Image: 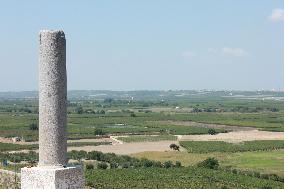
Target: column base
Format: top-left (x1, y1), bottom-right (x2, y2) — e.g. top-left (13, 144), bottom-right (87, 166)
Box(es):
top-left (21, 166), bottom-right (84, 189)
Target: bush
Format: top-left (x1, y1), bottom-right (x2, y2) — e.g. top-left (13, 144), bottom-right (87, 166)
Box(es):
top-left (97, 162), bottom-right (108, 169)
top-left (121, 162), bottom-right (130, 169)
top-left (110, 162), bottom-right (118, 169)
top-left (175, 161), bottom-right (182, 167)
top-left (94, 129), bottom-right (105, 136)
top-left (220, 186), bottom-right (228, 189)
top-left (261, 186), bottom-right (272, 189)
top-left (130, 113), bottom-right (136, 117)
top-left (164, 161), bottom-right (174, 169)
top-left (86, 164), bottom-right (94, 170)
top-left (197, 157), bottom-right (219, 169)
top-left (29, 123), bottom-right (38, 131)
top-left (208, 128), bottom-right (216, 135)
top-left (141, 158), bottom-right (154, 168)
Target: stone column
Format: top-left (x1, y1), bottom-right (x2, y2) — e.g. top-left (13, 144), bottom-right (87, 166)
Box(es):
top-left (21, 30), bottom-right (84, 189)
top-left (38, 30), bottom-right (67, 167)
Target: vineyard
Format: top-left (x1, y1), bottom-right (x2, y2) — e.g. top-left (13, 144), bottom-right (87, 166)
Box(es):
top-left (85, 167), bottom-right (284, 189)
top-left (117, 135), bottom-right (177, 143)
top-left (0, 142), bottom-right (111, 152)
top-left (180, 140), bottom-right (284, 153)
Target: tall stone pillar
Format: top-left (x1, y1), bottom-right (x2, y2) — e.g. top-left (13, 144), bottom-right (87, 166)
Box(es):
top-left (38, 30), bottom-right (67, 167)
top-left (21, 30), bottom-right (84, 189)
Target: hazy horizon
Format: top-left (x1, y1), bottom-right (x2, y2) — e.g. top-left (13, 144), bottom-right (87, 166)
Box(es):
top-left (1, 1), bottom-right (284, 91)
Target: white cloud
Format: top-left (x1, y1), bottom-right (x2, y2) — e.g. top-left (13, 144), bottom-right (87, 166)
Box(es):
top-left (222, 47), bottom-right (248, 57)
top-left (269, 8), bottom-right (284, 22)
top-left (208, 48), bottom-right (218, 54)
top-left (181, 50), bottom-right (197, 59)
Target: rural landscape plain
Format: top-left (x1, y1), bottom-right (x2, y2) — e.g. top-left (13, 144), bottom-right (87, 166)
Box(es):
top-left (1, 90), bottom-right (284, 188)
top-left (1, 1), bottom-right (284, 189)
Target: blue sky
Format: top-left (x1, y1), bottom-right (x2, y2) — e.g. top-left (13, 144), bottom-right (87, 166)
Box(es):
top-left (0, 1), bottom-right (284, 91)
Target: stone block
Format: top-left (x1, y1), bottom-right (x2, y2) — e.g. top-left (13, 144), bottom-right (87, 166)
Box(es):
top-left (21, 166), bottom-right (84, 189)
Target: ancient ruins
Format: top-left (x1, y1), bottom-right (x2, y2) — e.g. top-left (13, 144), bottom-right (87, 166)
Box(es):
top-left (21, 30), bottom-right (84, 189)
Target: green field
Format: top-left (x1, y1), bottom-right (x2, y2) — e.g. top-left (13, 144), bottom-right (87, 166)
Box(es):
top-left (117, 135), bottom-right (177, 143)
top-left (1, 91), bottom-right (284, 188)
top-left (223, 150), bottom-right (284, 176)
top-left (85, 167), bottom-right (284, 189)
top-left (0, 142), bottom-right (111, 152)
top-left (180, 140), bottom-right (284, 153)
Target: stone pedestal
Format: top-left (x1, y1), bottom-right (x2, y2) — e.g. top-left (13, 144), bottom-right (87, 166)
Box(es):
top-left (21, 166), bottom-right (84, 189)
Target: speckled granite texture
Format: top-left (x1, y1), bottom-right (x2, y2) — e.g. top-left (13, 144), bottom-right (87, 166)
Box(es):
top-left (21, 29), bottom-right (84, 189)
top-left (38, 30), bottom-right (67, 166)
top-left (21, 166), bottom-right (84, 189)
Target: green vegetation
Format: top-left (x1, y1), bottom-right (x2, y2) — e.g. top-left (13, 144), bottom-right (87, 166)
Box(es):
top-left (67, 141), bottom-right (111, 147)
top-left (68, 150), bottom-right (178, 169)
top-left (2, 91), bottom-right (284, 188)
top-left (180, 140), bottom-right (284, 153)
top-left (85, 167), bottom-right (284, 189)
top-left (197, 157), bottom-right (219, 169)
top-left (117, 135), bottom-right (177, 143)
top-left (0, 141), bottom-right (110, 152)
top-left (223, 150), bottom-right (284, 176)
top-left (0, 142), bottom-right (37, 152)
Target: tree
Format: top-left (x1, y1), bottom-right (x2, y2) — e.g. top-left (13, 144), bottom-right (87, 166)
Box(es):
top-left (104, 98), bottom-right (114, 103)
top-left (75, 106), bottom-right (83, 114)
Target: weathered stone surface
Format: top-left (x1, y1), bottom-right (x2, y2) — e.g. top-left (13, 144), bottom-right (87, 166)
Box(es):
top-left (21, 29), bottom-right (84, 189)
top-left (38, 30), bottom-right (67, 166)
top-left (0, 169), bottom-right (20, 189)
top-left (21, 166), bottom-right (84, 189)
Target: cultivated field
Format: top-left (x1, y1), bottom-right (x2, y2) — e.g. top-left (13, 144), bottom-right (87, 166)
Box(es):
top-left (1, 90), bottom-right (284, 188)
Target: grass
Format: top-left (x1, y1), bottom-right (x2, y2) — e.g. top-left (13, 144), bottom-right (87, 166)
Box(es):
top-left (0, 142), bottom-right (110, 152)
top-left (223, 150), bottom-right (284, 176)
top-left (133, 149), bottom-right (284, 178)
top-left (0, 142), bottom-right (37, 152)
top-left (132, 151), bottom-right (229, 166)
top-left (180, 140), bottom-right (284, 153)
top-left (117, 135), bottom-right (177, 143)
top-left (67, 142), bottom-right (111, 147)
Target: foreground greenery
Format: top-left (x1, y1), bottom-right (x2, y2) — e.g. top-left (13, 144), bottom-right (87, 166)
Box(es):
top-left (85, 167), bottom-right (284, 189)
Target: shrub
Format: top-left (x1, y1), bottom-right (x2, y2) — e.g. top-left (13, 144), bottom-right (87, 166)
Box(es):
top-left (121, 162), bottom-right (130, 169)
top-left (164, 161), bottom-right (174, 169)
top-left (130, 113), bottom-right (136, 117)
top-left (97, 162), bottom-right (108, 169)
top-left (197, 157), bottom-right (219, 169)
top-left (261, 186), bottom-right (272, 189)
top-left (208, 128), bottom-right (216, 135)
top-left (175, 161), bottom-right (182, 167)
top-left (110, 162), bottom-right (118, 169)
top-left (94, 129), bottom-right (105, 136)
top-left (86, 164), bottom-right (94, 170)
top-left (220, 186), bottom-right (228, 189)
top-left (29, 123), bottom-right (38, 131)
